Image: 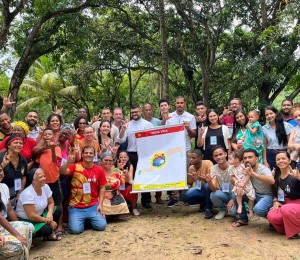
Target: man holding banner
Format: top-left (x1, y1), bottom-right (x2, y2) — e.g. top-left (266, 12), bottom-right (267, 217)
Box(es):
top-left (165, 96), bottom-right (197, 207)
top-left (117, 105), bottom-right (154, 209)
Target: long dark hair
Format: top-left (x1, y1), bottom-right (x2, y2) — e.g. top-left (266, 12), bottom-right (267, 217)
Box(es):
top-left (265, 106), bottom-right (288, 146)
top-left (98, 120), bottom-right (111, 147)
top-left (232, 109), bottom-right (248, 143)
top-left (74, 116), bottom-right (88, 130)
top-left (0, 193), bottom-right (6, 212)
top-left (117, 150), bottom-right (131, 170)
top-left (272, 151), bottom-right (290, 196)
top-left (205, 109), bottom-right (220, 126)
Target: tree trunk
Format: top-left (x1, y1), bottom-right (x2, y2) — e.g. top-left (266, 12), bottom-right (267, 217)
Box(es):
top-left (9, 54), bottom-right (36, 117)
top-left (158, 0), bottom-right (169, 100)
top-left (201, 64), bottom-right (210, 107)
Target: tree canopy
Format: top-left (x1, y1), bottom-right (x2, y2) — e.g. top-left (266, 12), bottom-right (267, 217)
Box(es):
top-left (1, 0), bottom-right (299, 121)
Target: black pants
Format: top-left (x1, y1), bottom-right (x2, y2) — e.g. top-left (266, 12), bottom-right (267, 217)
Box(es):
top-left (128, 152), bottom-right (151, 204)
top-left (35, 206), bottom-right (62, 238)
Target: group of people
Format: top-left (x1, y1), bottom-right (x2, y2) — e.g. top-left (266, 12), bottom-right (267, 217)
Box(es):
top-left (0, 95), bottom-right (300, 259)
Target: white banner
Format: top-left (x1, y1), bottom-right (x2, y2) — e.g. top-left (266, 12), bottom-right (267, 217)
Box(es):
top-left (132, 124), bottom-right (188, 193)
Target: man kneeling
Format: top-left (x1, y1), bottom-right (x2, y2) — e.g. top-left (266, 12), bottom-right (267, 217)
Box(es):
top-left (60, 145), bottom-right (107, 234)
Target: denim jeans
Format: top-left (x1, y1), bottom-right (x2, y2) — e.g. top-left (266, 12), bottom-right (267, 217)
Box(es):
top-left (180, 183), bottom-right (212, 211)
top-left (69, 204), bottom-right (107, 234)
top-left (210, 190), bottom-right (233, 212)
top-left (233, 193), bottom-right (273, 223)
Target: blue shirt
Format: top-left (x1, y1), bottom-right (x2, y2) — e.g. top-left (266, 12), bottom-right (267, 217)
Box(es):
top-left (262, 121), bottom-right (293, 149)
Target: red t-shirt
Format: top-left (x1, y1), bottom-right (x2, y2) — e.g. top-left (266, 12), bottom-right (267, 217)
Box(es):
top-left (0, 137), bottom-right (36, 162)
top-left (68, 162), bottom-right (107, 208)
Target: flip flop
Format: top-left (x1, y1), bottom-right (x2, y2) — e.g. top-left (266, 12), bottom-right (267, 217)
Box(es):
top-left (232, 220), bottom-right (248, 228)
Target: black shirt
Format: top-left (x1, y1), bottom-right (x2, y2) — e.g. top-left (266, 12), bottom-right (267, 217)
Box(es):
top-left (0, 151), bottom-right (27, 198)
top-left (204, 126), bottom-right (226, 163)
top-left (279, 174), bottom-right (300, 200)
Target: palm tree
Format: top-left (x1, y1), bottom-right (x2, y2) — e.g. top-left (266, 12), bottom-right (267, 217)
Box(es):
top-left (17, 56), bottom-right (78, 113)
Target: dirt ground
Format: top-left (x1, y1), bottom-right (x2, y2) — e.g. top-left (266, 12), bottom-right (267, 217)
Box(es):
top-left (30, 194), bottom-right (300, 260)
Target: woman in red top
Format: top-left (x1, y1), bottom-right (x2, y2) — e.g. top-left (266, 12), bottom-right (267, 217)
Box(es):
top-left (0, 122), bottom-right (36, 166)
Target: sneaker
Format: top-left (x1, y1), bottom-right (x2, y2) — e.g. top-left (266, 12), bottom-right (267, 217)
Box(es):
top-left (167, 199), bottom-right (180, 208)
top-left (204, 210), bottom-right (214, 219)
top-left (132, 209), bottom-right (140, 216)
top-left (215, 210), bottom-right (226, 220)
top-left (156, 198), bottom-right (164, 204)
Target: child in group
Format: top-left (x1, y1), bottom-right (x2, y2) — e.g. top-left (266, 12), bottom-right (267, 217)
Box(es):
top-left (243, 110), bottom-right (264, 163)
top-left (33, 127), bottom-right (64, 235)
top-left (228, 150), bottom-right (256, 217)
top-left (116, 151), bottom-right (139, 216)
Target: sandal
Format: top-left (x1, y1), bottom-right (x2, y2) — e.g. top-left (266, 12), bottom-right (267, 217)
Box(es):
top-left (55, 229), bottom-right (66, 236)
top-left (232, 220), bottom-right (248, 228)
top-left (43, 233), bottom-right (62, 241)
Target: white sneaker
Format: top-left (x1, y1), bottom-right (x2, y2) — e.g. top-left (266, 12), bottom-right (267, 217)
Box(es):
top-left (215, 210), bottom-right (226, 220)
top-left (133, 209), bottom-right (140, 216)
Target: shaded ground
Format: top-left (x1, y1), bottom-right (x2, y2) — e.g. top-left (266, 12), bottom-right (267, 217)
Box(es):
top-left (30, 196), bottom-right (300, 260)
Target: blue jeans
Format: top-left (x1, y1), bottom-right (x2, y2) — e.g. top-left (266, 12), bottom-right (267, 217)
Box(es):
top-left (233, 193), bottom-right (273, 223)
top-left (180, 183), bottom-right (212, 211)
top-left (68, 204), bottom-right (107, 234)
top-left (210, 190), bottom-right (235, 213)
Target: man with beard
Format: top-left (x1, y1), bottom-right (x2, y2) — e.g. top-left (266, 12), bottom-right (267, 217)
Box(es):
top-left (220, 98), bottom-right (242, 137)
top-left (0, 111), bottom-right (13, 142)
top-left (117, 105), bottom-right (153, 208)
top-left (231, 148), bottom-right (274, 227)
top-left (25, 110), bottom-right (40, 141)
top-left (281, 99), bottom-right (297, 127)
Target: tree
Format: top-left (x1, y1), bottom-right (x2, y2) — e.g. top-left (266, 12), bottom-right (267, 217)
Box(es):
top-left (1, 1), bottom-right (104, 116)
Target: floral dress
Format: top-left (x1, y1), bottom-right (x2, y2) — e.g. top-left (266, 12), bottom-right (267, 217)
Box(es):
top-left (103, 168), bottom-right (129, 215)
top-left (243, 122), bottom-right (264, 163)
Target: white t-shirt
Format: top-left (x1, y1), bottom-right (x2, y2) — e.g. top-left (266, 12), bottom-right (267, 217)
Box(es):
top-left (166, 111), bottom-right (197, 151)
top-left (0, 183), bottom-right (10, 218)
top-left (16, 184), bottom-right (52, 219)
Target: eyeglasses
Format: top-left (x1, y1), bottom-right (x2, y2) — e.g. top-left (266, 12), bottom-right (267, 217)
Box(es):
top-left (103, 159), bottom-right (113, 162)
top-left (85, 132), bottom-right (94, 135)
top-left (60, 132), bottom-right (71, 137)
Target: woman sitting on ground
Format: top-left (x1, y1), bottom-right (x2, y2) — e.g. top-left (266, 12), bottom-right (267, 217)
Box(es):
top-left (15, 168), bottom-right (62, 241)
top-left (267, 151), bottom-right (300, 239)
top-left (101, 153), bottom-right (129, 216)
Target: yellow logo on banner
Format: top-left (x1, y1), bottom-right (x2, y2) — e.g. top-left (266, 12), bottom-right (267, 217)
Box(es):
top-left (133, 181), bottom-right (186, 191)
top-left (151, 152), bottom-right (167, 169)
